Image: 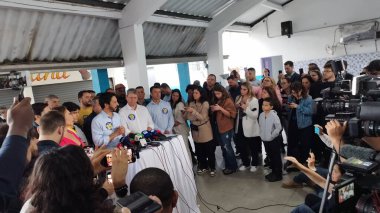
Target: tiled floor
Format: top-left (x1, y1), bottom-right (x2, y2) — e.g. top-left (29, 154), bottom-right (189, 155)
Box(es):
top-left (193, 147), bottom-right (314, 213)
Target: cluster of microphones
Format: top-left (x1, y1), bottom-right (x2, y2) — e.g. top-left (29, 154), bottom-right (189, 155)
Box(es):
top-left (117, 129), bottom-right (168, 163)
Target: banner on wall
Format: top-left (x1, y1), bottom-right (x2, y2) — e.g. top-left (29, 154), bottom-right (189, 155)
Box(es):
top-left (30, 70), bottom-right (92, 86)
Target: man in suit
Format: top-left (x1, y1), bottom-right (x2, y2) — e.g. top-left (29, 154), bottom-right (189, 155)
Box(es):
top-left (284, 61), bottom-right (301, 83)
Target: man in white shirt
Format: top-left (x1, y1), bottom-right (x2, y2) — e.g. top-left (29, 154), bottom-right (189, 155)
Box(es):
top-left (119, 89), bottom-right (154, 135)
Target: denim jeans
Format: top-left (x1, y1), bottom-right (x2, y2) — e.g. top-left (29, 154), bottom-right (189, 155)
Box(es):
top-left (219, 130), bottom-right (238, 170)
top-left (294, 167), bottom-right (328, 195)
top-left (291, 204), bottom-right (315, 213)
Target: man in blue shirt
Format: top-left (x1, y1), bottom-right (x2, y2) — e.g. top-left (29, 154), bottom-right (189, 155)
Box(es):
top-left (147, 85), bottom-right (174, 134)
top-left (92, 93), bottom-right (125, 148)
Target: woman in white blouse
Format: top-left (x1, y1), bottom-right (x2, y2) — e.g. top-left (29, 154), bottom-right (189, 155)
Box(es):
top-left (170, 89), bottom-right (191, 161)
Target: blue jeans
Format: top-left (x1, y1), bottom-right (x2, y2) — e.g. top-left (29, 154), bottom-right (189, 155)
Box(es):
top-left (219, 130), bottom-right (238, 170)
top-left (291, 204), bottom-right (315, 213)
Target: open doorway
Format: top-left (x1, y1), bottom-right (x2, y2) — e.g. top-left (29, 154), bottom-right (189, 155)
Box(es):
top-left (261, 55), bottom-right (283, 84)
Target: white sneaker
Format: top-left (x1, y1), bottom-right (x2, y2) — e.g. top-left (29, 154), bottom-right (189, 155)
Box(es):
top-left (250, 166), bottom-right (257, 172)
top-left (239, 165), bottom-right (250, 171)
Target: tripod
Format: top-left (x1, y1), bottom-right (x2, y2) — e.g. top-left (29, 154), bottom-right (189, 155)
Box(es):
top-left (319, 151), bottom-right (337, 213)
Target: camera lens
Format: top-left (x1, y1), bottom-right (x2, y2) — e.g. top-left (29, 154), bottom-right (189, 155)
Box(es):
top-left (361, 120), bottom-right (380, 137)
top-left (322, 100), bottom-right (346, 114)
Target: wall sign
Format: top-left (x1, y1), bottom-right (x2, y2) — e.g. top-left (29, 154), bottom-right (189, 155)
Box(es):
top-left (30, 70), bottom-right (91, 86)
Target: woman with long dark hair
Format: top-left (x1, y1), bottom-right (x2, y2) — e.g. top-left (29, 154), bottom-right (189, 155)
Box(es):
top-left (285, 82), bottom-right (314, 171)
top-left (211, 84), bottom-right (238, 175)
top-left (21, 146), bottom-right (114, 213)
top-left (260, 87), bottom-right (282, 115)
top-left (309, 69), bottom-right (324, 99)
top-left (184, 86), bottom-right (215, 177)
top-left (170, 89), bottom-right (191, 161)
top-left (301, 75), bottom-right (313, 95)
top-left (235, 82), bottom-right (261, 172)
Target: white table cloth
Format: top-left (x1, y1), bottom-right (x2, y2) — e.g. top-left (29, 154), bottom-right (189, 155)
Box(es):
top-left (126, 135), bottom-right (200, 213)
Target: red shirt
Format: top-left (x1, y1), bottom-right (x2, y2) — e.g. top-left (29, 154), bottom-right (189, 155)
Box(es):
top-left (60, 129), bottom-right (84, 147)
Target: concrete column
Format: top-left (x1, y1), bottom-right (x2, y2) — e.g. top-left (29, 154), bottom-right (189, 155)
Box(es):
top-left (119, 24), bottom-right (149, 90)
top-left (177, 63), bottom-right (190, 101)
top-left (206, 31), bottom-right (224, 82)
top-left (91, 69), bottom-right (109, 93)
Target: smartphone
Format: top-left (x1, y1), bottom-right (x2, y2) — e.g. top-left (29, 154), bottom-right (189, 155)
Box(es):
top-left (84, 146), bottom-right (94, 158)
top-left (117, 191), bottom-right (162, 213)
top-left (18, 87), bottom-right (24, 102)
top-left (106, 153), bottom-right (112, 167)
top-left (314, 126), bottom-right (320, 135)
top-left (106, 172), bottom-right (112, 183)
top-left (299, 68), bottom-right (304, 75)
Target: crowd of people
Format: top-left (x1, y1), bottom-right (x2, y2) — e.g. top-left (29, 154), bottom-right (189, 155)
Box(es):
top-left (0, 59), bottom-right (379, 213)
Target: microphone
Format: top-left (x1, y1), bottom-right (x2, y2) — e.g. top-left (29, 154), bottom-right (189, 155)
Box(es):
top-left (134, 133), bottom-right (144, 141)
top-left (128, 133), bottom-right (136, 140)
top-left (149, 129), bottom-right (158, 136)
top-left (120, 136), bottom-right (132, 147)
top-left (340, 144), bottom-right (379, 161)
top-left (142, 130), bottom-right (152, 140)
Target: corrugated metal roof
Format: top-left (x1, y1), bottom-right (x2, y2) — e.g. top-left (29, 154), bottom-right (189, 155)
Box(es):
top-left (160, 0), bottom-right (231, 18)
top-left (0, 7), bottom-right (122, 65)
top-left (236, 0), bottom-right (291, 24)
top-left (235, 5), bottom-right (272, 24)
top-left (0, 7), bottom-right (207, 66)
top-left (143, 22), bottom-right (206, 58)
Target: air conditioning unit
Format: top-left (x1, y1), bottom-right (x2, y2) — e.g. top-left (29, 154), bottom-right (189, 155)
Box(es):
top-left (339, 21), bottom-right (378, 44)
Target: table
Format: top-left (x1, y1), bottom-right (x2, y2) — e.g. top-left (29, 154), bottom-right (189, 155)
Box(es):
top-left (126, 135), bottom-right (200, 213)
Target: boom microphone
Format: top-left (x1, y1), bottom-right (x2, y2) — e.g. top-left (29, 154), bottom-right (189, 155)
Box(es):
top-left (340, 144), bottom-right (379, 161)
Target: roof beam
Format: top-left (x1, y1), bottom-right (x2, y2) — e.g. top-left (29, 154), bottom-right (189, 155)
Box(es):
top-left (261, 0), bottom-right (283, 11)
top-left (57, 0), bottom-right (125, 10)
top-left (147, 15), bottom-right (209, 28)
top-left (147, 56), bottom-right (207, 65)
top-left (0, 0), bottom-right (122, 19)
top-left (207, 0), bottom-right (263, 32)
top-left (119, 0), bottom-right (167, 27)
top-left (0, 60), bottom-right (123, 72)
top-left (154, 10), bottom-right (212, 22)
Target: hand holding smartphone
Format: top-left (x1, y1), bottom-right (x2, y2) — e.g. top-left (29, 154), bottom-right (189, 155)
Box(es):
top-left (314, 124), bottom-right (323, 135)
top-left (18, 87), bottom-right (24, 102)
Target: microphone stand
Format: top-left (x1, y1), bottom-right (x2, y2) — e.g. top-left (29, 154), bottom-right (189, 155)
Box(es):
top-left (319, 151), bottom-right (337, 213)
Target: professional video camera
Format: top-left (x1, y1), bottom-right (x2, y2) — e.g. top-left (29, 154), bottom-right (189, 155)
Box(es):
top-left (319, 59), bottom-right (380, 138)
top-left (317, 60), bottom-right (380, 213)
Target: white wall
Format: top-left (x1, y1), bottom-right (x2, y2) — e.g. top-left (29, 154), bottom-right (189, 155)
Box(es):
top-left (108, 67), bottom-right (129, 88)
top-left (247, 0), bottom-right (380, 69)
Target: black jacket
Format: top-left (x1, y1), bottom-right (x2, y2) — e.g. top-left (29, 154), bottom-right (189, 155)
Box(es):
top-left (38, 140), bottom-right (60, 155)
top-left (0, 135), bottom-right (29, 212)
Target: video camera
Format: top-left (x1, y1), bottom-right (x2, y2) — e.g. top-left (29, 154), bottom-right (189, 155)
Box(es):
top-left (318, 59), bottom-right (380, 138)
top-left (317, 59), bottom-right (380, 213)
